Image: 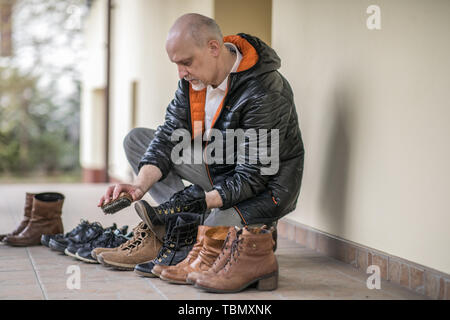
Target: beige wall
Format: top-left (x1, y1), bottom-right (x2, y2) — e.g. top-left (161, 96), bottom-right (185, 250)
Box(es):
top-left (214, 0), bottom-right (272, 45)
top-left (273, 0), bottom-right (450, 274)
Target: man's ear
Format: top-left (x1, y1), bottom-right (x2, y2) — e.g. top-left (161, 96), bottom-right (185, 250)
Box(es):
top-left (207, 39), bottom-right (221, 57)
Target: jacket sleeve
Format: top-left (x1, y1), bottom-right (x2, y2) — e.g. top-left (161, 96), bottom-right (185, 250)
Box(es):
top-left (213, 92), bottom-right (285, 209)
top-left (138, 80), bottom-right (190, 180)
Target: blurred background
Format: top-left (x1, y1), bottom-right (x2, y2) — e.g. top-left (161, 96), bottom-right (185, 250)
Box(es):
top-left (0, 0), bottom-right (449, 293)
top-left (0, 0), bottom-right (85, 183)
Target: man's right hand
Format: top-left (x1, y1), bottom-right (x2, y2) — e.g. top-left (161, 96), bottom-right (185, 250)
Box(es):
top-left (97, 184), bottom-right (145, 207)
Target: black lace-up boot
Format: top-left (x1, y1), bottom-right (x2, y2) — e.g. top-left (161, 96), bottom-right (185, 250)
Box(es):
top-left (134, 212), bottom-right (200, 277)
top-left (134, 185), bottom-right (206, 241)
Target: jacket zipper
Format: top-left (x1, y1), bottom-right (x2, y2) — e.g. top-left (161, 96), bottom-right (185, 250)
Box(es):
top-left (202, 77), bottom-right (247, 225)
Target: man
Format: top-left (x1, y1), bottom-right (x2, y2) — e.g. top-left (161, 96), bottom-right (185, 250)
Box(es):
top-left (98, 13), bottom-right (304, 229)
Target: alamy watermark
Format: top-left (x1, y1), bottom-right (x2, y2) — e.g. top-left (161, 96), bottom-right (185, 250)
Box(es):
top-left (366, 265), bottom-right (381, 290)
top-left (170, 121), bottom-right (280, 175)
top-left (367, 5), bottom-right (381, 30)
top-left (66, 265), bottom-right (81, 290)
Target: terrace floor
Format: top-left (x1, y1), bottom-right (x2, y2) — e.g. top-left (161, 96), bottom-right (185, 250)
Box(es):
top-left (0, 184), bottom-right (426, 300)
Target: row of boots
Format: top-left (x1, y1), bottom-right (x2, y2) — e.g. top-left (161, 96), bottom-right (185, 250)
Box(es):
top-left (2, 192), bottom-right (279, 293)
top-left (91, 201), bottom-right (279, 293)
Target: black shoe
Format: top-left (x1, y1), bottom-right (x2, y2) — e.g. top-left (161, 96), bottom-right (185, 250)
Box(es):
top-left (65, 222), bottom-right (116, 257)
top-left (134, 212), bottom-right (200, 277)
top-left (75, 227), bottom-right (130, 263)
top-left (135, 185), bottom-right (206, 230)
top-left (41, 233), bottom-right (62, 247)
top-left (48, 219), bottom-right (91, 253)
top-left (134, 200), bottom-right (166, 242)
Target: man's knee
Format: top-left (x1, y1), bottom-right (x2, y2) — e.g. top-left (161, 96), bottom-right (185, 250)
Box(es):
top-left (123, 127), bottom-right (155, 154)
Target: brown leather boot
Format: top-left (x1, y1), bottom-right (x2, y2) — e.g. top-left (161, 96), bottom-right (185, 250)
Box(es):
top-left (91, 223), bottom-right (142, 261)
top-left (151, 225), bottom-right (208, 277)
top-left (5, 193), bottom-right (64, 247)
top-left (98, 222), bottom-right (162, 270)
top-left (186, 226), bottom-right (239, 285)
top-left (160, 226), bottom-right (229, 284)
top-left (194, 226), bottom-right (278, 293)
top-left (0, 193), bottom-right (35, 242)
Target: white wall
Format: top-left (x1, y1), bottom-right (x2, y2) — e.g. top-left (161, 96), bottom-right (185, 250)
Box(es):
top-left (273, 0), bottom-right (450, 274)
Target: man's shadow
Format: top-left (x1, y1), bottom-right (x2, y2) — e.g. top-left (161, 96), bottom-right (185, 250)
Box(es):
top-left (317, 82), bottom-right (355, 238)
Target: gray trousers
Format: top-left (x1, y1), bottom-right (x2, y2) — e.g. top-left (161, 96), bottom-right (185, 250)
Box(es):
top-left (123, 128), bottom-right (244, 227)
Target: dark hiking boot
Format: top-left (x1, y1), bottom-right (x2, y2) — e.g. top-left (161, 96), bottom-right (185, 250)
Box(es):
top-left (65, 222), bottom-right (116, 258)
top-left (41, 233), bottom-right (62, 247)
top-left (48, 219), bottom-right (91, 253)
top-left (134, 212), bottom-right (200, 277)
top-left (75, 226), bottom-right (130, 263)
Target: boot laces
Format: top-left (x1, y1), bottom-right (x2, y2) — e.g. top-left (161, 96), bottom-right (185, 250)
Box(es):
top-left (156, 195), bottom-right (187, 215)
top-left (211, 231), bottom-right (231, 269)
top-left (124, 230), bottom-right (147, 253)
top-left (118, 222), bottom-right (146, 250)
top-left (223, 237), bottom-right (243, 272)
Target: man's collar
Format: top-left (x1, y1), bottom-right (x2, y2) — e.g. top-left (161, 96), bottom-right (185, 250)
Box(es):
top-left (212, 42), bottom-right (242, 92)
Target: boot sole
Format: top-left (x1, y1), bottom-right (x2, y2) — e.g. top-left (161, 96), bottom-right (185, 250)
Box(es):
top-left (134, 269), bottom-right (157, 278)
top-left (194, 271), bottom-right (278, 293)
top-left (5, 241), bottom-right (41, 247)
top-left (134, 201), bottom-right (166, 242)
top-left (75, 252), bottom-right (99, 264)
top-left (64, 248), bottom-right (79, 258)
top-left (97, 254), bottom-right (135, 271)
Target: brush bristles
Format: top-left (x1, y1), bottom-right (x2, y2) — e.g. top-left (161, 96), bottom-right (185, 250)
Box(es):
top-left (101, 194), bottom-right (132, 214)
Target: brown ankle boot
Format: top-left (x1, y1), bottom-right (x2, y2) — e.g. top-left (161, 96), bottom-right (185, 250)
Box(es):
top-left (160, 226), bottom-right (229, 284)
top-left (186, 226), bottom-right (239, 285)
top-left (98, 222), bottom-right (162, 270)
top-left (0, 193), bottom-right (35, 242)
top-left (151, 225), bottom-right (208, 277)
top-left (194, 226), bottom-right (278, 293)
top-left (5, 193), bottom-right (64, 246)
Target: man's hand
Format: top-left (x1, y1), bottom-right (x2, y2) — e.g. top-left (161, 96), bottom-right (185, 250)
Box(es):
top-left (97, 183), bottom-right (145, 207)
top-left (97, 164), bottom-right (163, 208)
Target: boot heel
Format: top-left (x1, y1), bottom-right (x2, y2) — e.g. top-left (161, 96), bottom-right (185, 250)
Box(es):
top-left (256, 272), bottom-right (278, 291)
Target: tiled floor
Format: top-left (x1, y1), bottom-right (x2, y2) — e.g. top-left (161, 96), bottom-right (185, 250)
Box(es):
top-left (0, 184), bottom-right (427, 300)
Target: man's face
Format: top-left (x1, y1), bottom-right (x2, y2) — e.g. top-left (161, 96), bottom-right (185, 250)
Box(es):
top-left (166, 37), bottom-right (217, 90)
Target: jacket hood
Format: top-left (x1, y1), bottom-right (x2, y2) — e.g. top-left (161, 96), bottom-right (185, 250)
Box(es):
top-left (225, 33), bottom-right (281, 82)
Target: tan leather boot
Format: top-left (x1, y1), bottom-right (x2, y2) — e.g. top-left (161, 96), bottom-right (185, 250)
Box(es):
top-left (160, 226), bottom-right (229, 284)
top-left (5, 193), bottom-right (64, 246)
top-left (91, 226), bottom-right (137, 261)
top-left (98, 222), bottom-right (162, 270)
top-left (194, 226), bottom-right (278, 293)
top-left (0, 193), bottom-right (35, 242)
top-left (151, 225), bottom-right (208, 277)
top-left (186, 226), bottom-right (239, 285)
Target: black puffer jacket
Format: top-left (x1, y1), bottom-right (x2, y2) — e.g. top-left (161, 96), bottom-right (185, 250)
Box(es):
top-left (139, 33), bottom-right (305, 225)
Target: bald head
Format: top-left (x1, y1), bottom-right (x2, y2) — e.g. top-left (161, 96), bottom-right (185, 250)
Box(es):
top-left (167, 13), bottom-right (223, 48)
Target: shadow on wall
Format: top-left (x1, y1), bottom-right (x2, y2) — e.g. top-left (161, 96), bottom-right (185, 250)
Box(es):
top-left (318, 83), bottom-right (355, 238)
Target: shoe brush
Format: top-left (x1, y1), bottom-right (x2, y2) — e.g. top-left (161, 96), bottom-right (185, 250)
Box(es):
top-left (101, 192), bottom-right (133, 214)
